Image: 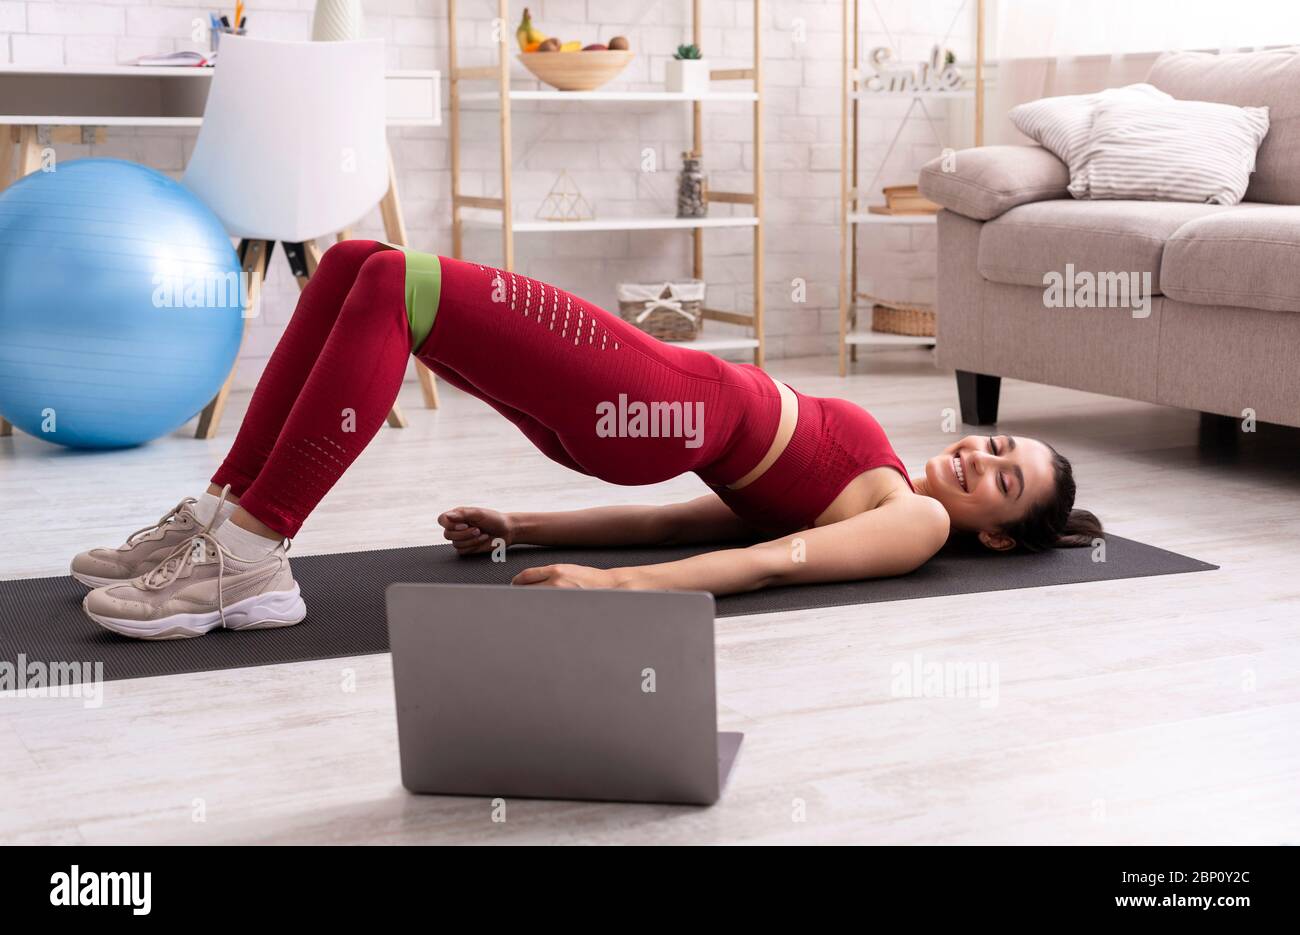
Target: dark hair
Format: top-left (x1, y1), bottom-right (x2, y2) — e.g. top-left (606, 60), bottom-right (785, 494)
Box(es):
top-left (1001, 445), bottom-right (1102, 552)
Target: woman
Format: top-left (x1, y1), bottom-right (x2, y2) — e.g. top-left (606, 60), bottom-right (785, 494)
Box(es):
top-left (72, 240), bottom-right (1100, 639)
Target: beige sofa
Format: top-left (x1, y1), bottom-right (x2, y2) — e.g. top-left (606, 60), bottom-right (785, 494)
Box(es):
top-left (918, 48), bottom-right (1300, 429)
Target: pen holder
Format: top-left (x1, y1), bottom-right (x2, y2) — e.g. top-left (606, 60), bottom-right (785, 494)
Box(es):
top-left (210, 25), bottom-right (246, 54)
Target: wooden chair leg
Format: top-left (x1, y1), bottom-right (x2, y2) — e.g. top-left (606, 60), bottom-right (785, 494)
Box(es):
top-left (16, 126), bottom-right (42, 177)
top-left (378, 145), bottom-right (438, 412)
top-left (282, 240), bottom-right (322, 291)
top-left (1, 125), bottom-right (43, 193)
top-left (304, 239), bottom-right (323, 275)
top-left (0, 132), bottom-right (15, 435)
top-left (0, 125), bottom-right (18, 191)
top-left (196, 239), bottom-right (272, 439)
top-left (386, 403), bottom-right (409, 428)
top-left (1, 130), bottom-right (57, 438)
top-left (380, 145), bottom-right (410, 246)
top-left (415, 362), bottom-right (440, 408)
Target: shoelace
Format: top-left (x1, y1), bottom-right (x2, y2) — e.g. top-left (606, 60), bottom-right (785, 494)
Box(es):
top-left (123, 497), bottom-right (198, 548)
top-left (139, 486), bottom-right (290, 630)
top-left (142, 486), bottom-right (233, 627)
top-left (143, 529), bottom-right (231, 627)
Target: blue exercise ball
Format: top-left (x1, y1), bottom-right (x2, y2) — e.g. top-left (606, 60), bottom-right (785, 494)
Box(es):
top-left (0, 157), bottom-right (243, 449)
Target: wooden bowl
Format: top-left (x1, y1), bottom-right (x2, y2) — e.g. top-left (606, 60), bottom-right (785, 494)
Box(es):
top-left (518, 50), bottom-right (635, 92)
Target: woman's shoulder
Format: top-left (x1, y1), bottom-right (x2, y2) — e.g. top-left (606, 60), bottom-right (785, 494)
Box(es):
top-left (887, 488), bottom-right (951, 546)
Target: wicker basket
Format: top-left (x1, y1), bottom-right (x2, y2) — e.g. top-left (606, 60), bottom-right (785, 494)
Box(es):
top-left (616, 280), bottom-right (705, 341)
top-left (868, 295), bottom-right (936, 337)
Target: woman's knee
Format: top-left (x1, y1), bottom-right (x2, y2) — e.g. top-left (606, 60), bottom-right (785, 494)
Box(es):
top-left (353, 248), bottom-right (406, 290)
top-left (337, 249), bottom-right (409, 332)
top-left (317, 239), bottom-right (389, 277)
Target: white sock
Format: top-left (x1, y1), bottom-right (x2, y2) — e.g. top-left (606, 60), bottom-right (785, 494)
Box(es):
top-left (194, 491), bottom-right (238, 529)
top-left (214, 518), bottom-right (281, 560)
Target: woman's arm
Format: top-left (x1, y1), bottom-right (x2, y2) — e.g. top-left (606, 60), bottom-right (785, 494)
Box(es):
top-left (513, 494), bottom-right (950, 594)
top-left (516, 495), bottom-right (754, 546)
top-left (438, 495), bottom-right (754, 554)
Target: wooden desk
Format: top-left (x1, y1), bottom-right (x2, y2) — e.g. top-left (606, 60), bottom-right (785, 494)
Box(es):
top-left (0, 64), bottom-right (443, 438)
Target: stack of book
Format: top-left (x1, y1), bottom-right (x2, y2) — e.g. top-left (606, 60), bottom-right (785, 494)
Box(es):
top-left (867, 184), bottom-right (941, 216)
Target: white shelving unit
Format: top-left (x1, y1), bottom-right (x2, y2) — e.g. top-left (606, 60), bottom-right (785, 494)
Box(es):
top-left (447, 0), bottom-right (766, 363)
top-left (838, 0), bottom-right (985, 373)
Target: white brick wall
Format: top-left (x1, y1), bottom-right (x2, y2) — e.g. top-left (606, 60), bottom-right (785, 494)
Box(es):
top-left (7, 0), bottom-right (972, 388)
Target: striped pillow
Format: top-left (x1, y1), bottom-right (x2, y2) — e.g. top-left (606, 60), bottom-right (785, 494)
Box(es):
top-left (1072, 98), bottom-right (1270, 204)
top-left (1009, 83), bottom-right (1172, 194)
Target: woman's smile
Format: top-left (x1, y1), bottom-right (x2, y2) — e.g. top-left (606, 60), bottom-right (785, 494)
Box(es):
top-left (951, 452), bottom-right (968, 492)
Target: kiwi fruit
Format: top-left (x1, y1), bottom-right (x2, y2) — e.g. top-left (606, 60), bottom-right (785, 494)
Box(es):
top-left (608, 36), bottom-right (629, 50)
top-left (537, 37), bottom-right (560, 52)
top-left (582, 43), bottom-right (608, 51)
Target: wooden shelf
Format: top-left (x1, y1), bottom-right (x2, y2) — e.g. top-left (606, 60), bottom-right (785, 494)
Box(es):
top-left (673, 336), bottom-right (761, 352)
top-left (848, 211), bottom-right (938, 225)
top-left (839, 0), bottom-right (985, 375)
top-left (846, 331), bottom-right (936, 347)
top-left (461, 215), bottom-right (758, 233)
top-left (461, 89), bottom-right (758, 103)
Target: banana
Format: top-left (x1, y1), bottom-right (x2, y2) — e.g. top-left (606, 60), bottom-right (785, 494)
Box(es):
top-left (515, 8), bottom-right (546, 52)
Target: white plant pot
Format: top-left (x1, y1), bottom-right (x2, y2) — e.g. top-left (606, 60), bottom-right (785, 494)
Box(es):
top-left (666, 59), bottom-right (710, 95)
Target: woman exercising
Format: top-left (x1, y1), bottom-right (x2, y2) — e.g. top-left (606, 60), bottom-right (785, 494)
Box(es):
top-left (73, 239), bottom-right (1100, 639)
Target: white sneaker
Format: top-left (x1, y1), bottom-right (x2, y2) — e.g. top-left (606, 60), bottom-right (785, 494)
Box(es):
top-left (82, 529), bottom-right (306, 641)
top-left (70, 498), bottom-right (205, 588)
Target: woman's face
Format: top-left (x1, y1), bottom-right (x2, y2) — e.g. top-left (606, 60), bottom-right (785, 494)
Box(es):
top-left (924, 434), bottom-right (1056, 548)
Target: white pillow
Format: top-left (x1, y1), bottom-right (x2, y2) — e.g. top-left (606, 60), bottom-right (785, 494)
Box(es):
top-left (1071, 98), bottom-right (1270, 204)
top-left (1009, 83), bottom-right (1172, 195)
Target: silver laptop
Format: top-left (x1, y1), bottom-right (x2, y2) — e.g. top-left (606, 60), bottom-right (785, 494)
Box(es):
top-left (385, 583), bottom-right (743, 806)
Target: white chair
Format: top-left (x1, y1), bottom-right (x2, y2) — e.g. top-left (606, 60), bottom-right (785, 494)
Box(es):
top-left (183, 34), bottom-right (437, 438)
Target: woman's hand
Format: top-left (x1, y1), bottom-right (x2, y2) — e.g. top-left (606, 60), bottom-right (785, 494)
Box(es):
top-left (438, 506), bottom-right (516, 555)
top-left (512, 563), bottom-right (638, 589)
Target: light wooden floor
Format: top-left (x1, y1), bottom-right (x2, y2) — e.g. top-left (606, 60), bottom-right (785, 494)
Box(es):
top-left (2, 350), bottom-right (1297, 844)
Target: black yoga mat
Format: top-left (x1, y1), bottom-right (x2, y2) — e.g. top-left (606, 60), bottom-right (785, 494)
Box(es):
top-left (0, 537), bottom-right (1214, 684)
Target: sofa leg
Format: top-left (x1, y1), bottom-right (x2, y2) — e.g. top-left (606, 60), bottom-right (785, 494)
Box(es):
top-left (956, 370), bottom-right (1001, 425)
top-left (1198, 411), bottom-right (1241, 449)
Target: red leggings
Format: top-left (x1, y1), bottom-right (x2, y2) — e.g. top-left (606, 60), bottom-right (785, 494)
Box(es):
top-left (212, 240), bottom-right (780, 537)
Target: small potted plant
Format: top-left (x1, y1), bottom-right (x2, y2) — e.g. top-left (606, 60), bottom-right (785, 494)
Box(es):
top-left (666, 43), bottom-right (708, 95)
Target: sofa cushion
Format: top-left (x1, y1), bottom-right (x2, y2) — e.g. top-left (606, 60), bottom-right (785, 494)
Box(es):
top-left (1147, 48), bottom-right (1300, 205)
top-left (919, 145), bottom-right (1069, 221)
top-left (1072, 97), bottom-right (1269, 204)
top-left (977, 200), bottom-right (1231, 294)
top-left (1161, 205), bottom-right (1300, 312)
top-left (1008, 83), bottom-right (1171, 196)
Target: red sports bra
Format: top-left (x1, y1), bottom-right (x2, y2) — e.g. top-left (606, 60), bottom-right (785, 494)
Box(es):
top-left (709, 387), bottom-right (914, 533)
